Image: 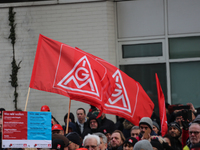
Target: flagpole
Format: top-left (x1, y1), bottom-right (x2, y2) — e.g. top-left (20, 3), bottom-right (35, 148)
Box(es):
top-left (66, 98), bottom-right (71, 134)
top-left (24, 87), bottom-right (30, 111)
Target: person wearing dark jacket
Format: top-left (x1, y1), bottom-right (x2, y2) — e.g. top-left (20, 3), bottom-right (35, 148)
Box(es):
top-left (75, 108), bottom-right (90, 138)
top-left (82, 115), bottom-right (101, 137)
top-left (167, 122), bottom-right (182, 150)
top-left (64, 112), bottom-right (77, 133)
top-left (136, 117), bottom-right (157, 141)
top-left (108, 130), bottom-right (125, 150)
top-left (101, 113), bottom-right (115, 134)
top-left (64, 112), bottom-right (75, 123)
top-left (115, 116), bottom-right (124, 132)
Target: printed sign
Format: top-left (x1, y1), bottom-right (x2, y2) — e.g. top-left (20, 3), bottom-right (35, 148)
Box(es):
top-left (2, 111), bottom-right (51, 148)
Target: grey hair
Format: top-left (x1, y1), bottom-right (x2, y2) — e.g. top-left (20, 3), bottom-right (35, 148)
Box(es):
top-left (83, 134), bottom-right (100, 146)
top-left (189, 123), bottom-right (200, 129)
top-left (131, 126), bottom-right (139, 131)
top-left (93, 132), bottom-right (107, 144)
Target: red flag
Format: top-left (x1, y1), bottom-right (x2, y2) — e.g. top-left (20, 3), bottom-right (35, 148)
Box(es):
top-left (155, 73), bottom-right (168, 136)
top-left (76, 47), bottom-right (154, 125)
top-left (29, 34), bottom-right (116, 110)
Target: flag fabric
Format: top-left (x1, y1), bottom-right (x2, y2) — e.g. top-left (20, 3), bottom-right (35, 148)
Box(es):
top-left (155, 73), bottom-right (168, 136)
top-left (29, 34), bottom-right (116, 110)
top-left (76, 47), bottom-right (154, 125)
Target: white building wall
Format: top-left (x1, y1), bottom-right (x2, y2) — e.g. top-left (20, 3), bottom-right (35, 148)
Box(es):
top-left (0, 1), bottom-right (116, 124)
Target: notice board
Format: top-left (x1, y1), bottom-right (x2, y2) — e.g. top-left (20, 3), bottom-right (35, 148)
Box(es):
top-left (2, 111), bottom-right (51, 148)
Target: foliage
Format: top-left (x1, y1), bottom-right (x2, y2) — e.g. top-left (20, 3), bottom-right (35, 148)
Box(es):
top-left (8, 7), bottom-right (22, 110)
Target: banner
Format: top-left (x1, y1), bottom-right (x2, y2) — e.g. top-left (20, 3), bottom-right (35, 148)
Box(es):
top-left (155, 73), bottom-right (168, 136)
top-left (30, 34), bottom-right (115, 111)
top-left (2, 111), bottom-right (51, 148)
top-left (76, 47), bottom-right (154, 125)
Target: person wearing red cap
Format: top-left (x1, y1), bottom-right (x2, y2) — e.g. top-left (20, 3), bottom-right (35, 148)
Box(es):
top-left (52, 124), bottom-right (69, 150)
top-left (52, 124), bottom-right (64, 135)
top-left (40, 105), bottom-right (59, 125)
top-left (41, 105), bottom-right (50, 111)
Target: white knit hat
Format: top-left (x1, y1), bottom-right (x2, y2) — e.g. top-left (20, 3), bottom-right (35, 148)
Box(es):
top-left (139, 117), bottom-right (153, 130)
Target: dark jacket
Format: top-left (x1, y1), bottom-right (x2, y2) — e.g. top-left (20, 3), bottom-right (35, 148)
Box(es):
top-left (101, 116), bottom-right (115, 133)
top-left (108, 145), bottom-right (123, 150)
top-left (170, 136), bottom-right (182, 150)
top-left (75, 119), bottom-right (90, 139)
top-left (81, 115), bottom-right (101, 137)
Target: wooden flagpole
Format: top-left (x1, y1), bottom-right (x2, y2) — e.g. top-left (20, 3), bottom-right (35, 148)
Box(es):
top-left (24, 87), bottom-right (30, 111)
top-left (66, 98), bottom-right (71, 134)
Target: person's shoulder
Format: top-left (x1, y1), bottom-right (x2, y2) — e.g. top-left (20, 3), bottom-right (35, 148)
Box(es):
top-left (103, 117), bottom-right (114, 124)
top-left (117, 145), bottom-right (123, 150)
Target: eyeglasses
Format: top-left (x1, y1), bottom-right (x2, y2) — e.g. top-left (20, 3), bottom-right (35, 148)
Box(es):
top-left (189, 131), bottom-right (200, 135)
top-left (84, 145), bottom-right (98, 149)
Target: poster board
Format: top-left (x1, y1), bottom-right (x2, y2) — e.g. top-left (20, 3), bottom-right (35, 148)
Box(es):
top-left (2, 111), bottom-right (51, 148)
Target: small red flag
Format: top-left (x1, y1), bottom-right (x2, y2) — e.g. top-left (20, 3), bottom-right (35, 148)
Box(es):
top-left (76, 47), bottom-right (154, 125)
top-left (155, 73), bottom-right (168, 136)
top-left (29, 34), bottom-right (116, 110)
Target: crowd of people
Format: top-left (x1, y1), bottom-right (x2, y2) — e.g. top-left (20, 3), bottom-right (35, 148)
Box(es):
top-left (1, 102), bottom-right (200, 150)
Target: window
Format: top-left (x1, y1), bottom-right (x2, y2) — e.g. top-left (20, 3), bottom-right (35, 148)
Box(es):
top-left (120, 63), bottom-right (167, 115)
top-left (119, 41), bottom-right (167, 115)
top-left (122, 43), bottom-right (162, 58)
top-left (169, 36), bottom-right (200, 59)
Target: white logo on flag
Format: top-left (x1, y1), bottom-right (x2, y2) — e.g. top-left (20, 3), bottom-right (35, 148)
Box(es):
top-left (57, 56), bottom-right (99, 96)
top-left (105, 70), bottom-right (131, 113)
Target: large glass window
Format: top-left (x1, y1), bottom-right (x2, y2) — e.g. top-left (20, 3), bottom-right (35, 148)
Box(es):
top-left (169, 36), bottom-right (200, 59)
top-left (120, 63), bottom-right (167, 115)
top-left (122, 42), bottom-right (162, 58)
top-left (0, 0), bottom-right (50, 3)
top-left (170, 61), bottom-right (200, 107)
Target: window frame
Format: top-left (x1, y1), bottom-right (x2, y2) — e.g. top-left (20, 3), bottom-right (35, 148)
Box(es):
top-left (118, 39), bottom-right (166, 65)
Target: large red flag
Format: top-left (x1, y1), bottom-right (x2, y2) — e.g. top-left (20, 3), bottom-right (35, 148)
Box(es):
top-left (29, 34), bottom-right (116, 110)
top-left (155, 73), bottom-right (168, 136)
top-left (76, 47), bottom-right (154, 125)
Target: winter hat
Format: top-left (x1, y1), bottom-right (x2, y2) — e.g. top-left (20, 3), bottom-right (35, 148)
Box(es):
top-left (151, 139), bottom-right (163, 150)
top-left (52, 139), bottom-right (65, 150)
top-left (65, 132), bottom-right (81, 146)
top-left (153, 121), bottom-right (160, 131)
top-left (133, 140), bottom-right (153, 150)
top-left (98, 126), bottom-right (111, 135)
top-left (168, 122), bottom-right (182, 134)
top-left (139, 117), bottom-right (153, 130)
top-left (123, 137), bottom-right (137, 147)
